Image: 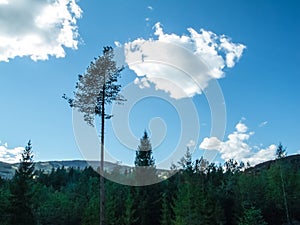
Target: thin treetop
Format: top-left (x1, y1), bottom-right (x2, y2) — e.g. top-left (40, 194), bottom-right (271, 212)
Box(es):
top-left (16, 140), bottom-right (35, 179)
top-left (63, 46), bottom-right (125, 126)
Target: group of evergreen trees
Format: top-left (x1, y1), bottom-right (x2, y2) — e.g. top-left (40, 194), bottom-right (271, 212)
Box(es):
top-left (0, 138), bottom-right (300, 225)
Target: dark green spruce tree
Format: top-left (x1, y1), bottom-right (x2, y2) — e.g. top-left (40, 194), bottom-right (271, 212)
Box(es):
top-left (135, 131), bottom-right (155, 167)
top-left (133, 131), bottom-right (161, 225)
top-left (276, 142), bottom-right (287, 159)
top-left (134, 130), bottom-right (160, 185)
top-left (8, 140), bottom-right (36, 225)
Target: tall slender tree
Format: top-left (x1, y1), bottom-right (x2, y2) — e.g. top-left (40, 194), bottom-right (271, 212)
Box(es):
top-left (276, 143), bottom-right (291, 224)
top-left (63, 46), bottom-right (125, 225)
top-left (8, 140), bottom-right (36, 225)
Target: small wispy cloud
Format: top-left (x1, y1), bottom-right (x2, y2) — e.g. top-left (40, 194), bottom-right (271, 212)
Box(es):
top-left (0, 0), bottom-right (82, 62)
top-left (259, 121), bottom-right (268, 127)
top-left (147, 5), bottom-right (153, 11)
top-left (0, 142), bottom-right (24, 164)
top-left (200, 120), bottom-right (276, 166)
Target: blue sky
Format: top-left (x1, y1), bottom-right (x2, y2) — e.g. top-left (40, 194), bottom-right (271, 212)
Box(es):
top-left (0, 0), bottom-right (299, 167)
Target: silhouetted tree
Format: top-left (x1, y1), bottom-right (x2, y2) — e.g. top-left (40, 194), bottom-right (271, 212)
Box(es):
top-left (135, 131), bottom-right (155, 167)
top-left (134, 131), bottom-right (157, 185)
top-left (133, 131), bottom-right (161, 225)
top-left (8, 140), bottom-right (36, 225)
top-left (63, 46), bottom-right (125, 225)
top-left (178, 147), bottom-right (193, 173)
top-left (276, 143), bottom-right (291, 224)
top-left (276, 142), bottom-right (287, 159)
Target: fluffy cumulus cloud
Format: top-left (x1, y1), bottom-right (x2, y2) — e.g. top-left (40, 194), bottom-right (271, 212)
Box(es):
top-left (118, 22), bottom-right (246, 99)
top-left (0, 0), bottom-right (82, 62)
top-left (236, 122), bottom-right (248, 133)
top-left (0, 142), bottom-right (24, 163)
top-left (200, 121), bottom-right (276, 166)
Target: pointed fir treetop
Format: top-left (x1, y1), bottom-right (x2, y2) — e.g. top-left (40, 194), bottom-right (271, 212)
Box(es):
top-left (134, 131), bottom-right (155, 167)
top-left (16, 140), bottom-right (35, 179)
top-left (276, 142), bottom-right (287, 159)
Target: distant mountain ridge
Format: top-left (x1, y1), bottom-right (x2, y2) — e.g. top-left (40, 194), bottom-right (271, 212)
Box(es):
top-left (0, 160), bottom-right (130, 179)
top-left (1, 154), bottom-right (300, 179)
top-left (245, 154), bottom-right (300, 173)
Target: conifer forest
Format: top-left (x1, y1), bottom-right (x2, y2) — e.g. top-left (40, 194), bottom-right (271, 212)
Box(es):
top-left (0, 138), bottom-right (300, 225)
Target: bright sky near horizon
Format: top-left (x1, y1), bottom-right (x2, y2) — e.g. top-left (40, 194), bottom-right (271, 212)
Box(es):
top-left (0, 0), bottom-right (299, 167)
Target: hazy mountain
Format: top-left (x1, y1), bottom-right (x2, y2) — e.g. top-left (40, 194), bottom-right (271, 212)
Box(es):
top-left (1, 154), bottom-right (299, 179)
top-left (0, 160), bottom-right (131, 179)
top-left (0, 161), bottom-right (16, 179)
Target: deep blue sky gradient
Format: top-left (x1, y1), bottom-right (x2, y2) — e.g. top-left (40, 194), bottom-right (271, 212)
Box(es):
top-left (0, 0), bottom-right (299, 165)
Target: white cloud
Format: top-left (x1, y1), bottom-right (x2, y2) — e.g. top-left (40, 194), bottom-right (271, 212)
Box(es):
top-left (246, 144), bottom-right (276, 165)
top-left (0, 0), bottom-right (8, 4)
top-left (220, 36), bottom-right (245, 68)
top-left (200, 137), bottom-right (221, 150)
top-left (259, 121), bottom-right (268, 127)
top-left (147, 5), bottom-right (153, 11)
top-left (0, 142), bottom-right (24, 163)
top-left (236, 122), bottom-right (248, 133)
top-left (199, 121), bottom-right (276, 166)
top-left (134, 77), bottom-right (151, 88)
top-left (0, 0), bottom-right (82, 62)
top-left (119, 22), bottom-right (246, 99)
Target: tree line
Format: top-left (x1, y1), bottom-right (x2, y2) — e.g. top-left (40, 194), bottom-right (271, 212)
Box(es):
top-left (0, 137), bottom-right (299, 225)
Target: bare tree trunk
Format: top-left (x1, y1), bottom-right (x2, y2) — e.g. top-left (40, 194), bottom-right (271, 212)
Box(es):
top-left (100, 83), bottom-right (105, 225)
top-left (280, 163), bottom-right (291, 225)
